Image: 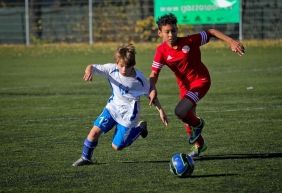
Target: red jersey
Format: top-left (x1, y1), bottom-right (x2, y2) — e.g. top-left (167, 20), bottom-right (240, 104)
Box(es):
top-left (152, 31), bottom-right (211, 103)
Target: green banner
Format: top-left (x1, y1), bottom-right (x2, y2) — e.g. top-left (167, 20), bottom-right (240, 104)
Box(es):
top-left (154, 0), bottom-right (240, 24)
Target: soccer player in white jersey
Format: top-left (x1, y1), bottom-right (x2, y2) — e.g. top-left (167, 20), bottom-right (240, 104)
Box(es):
top-left (149, 13), bottom-right (245, 158)
top-left (73, 44), bottom-right (168, 166)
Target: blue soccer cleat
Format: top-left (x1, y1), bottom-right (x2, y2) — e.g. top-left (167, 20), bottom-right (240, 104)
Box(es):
top-left (189, 118), bottom-right (205, 144)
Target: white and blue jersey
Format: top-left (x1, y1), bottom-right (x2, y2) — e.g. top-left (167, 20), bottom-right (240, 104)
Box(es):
top-left (92, 63), bottom-right (149, 128)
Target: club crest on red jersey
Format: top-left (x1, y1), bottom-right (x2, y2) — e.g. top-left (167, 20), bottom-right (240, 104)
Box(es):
top-left (167, 55), bottom-right (173, 60)
top-left (182, 45), bottom-right (190, 53)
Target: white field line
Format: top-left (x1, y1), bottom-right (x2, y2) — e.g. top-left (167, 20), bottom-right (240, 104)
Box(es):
top-left (145, 105), bottom-right (282, 116)
top-left (146, 66), bottom-right (282, 81)
top-left (13, 105), bottom-right (282, 123)
top-left (1, 67), bottom-right (281, 91)
top-left (211, 66), bottom-right (282, 74)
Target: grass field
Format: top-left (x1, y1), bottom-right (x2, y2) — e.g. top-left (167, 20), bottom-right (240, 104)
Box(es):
top-left (0, 42), bottom-right (281, 193)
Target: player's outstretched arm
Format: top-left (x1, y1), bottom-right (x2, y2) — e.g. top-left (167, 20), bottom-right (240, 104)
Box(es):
top-left (151, 97), bottom-right (168, 126)
top-left (83, 64), bottom-right (94, 81)
top-left (207, 29), bottom-right (245, 56)
top-left (149, 71), bottom-right (159, 106)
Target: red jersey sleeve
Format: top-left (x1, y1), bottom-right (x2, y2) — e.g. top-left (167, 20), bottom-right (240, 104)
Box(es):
top-left (151, 45), bottom-right (165, 74)
top-left (189, 31), bottom-right (211, 47)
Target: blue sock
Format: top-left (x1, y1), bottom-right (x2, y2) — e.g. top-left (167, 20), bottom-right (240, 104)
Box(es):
top-left (82, 138), bottom-right (98, 161)
top-left (123, 127), bottom-right (142, 148)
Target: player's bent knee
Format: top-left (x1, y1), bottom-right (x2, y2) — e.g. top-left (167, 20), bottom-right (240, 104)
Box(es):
top-left (174, 106), bottom-right (186, 119)
top-left (111, 143), bottom-right (124, 151)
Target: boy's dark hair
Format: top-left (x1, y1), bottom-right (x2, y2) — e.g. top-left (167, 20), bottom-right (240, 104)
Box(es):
top-left (115, 43), bottom-right (136, 67)
top-left (156, 13), bottom-right (177, 30)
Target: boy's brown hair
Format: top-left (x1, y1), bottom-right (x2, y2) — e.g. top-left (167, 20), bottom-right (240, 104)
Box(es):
top-left (115, 44), bottom-right (136, 67)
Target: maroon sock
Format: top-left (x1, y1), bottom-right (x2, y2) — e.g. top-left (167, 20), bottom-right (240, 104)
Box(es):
top-left (183, 111), bottom-right (201, 127)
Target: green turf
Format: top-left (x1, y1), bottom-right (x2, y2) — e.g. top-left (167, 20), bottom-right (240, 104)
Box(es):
top-left (0, 43), bottom-right (281, 193)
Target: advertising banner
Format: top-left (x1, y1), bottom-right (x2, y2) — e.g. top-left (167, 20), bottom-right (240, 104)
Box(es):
top-left (154, 0), bottom-right (240, 24)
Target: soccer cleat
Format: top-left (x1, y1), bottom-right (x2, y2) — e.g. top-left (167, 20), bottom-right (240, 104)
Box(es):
top-left (138, 121), bottom-right (148, 138)
top-left (188, 143), bottom-right (207, 158)
top-left (72, 157), bottom-right (94, 167)
top-left (188, 118), bottom-right (205, 144)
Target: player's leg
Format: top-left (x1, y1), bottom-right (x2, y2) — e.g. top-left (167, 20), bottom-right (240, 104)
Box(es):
top-left (175, 98), bottom-right (201, 125)
top-left (175, 96), bottom-right (204, 144)
top-left (175, 78), bottom-right (210, 144)
top-left (111, 121), bottom-right (147, 151)
top-left (72, 126), bottom-right (101, 166)
top-left (82, 126), bottom-right (101, 161)
top-left (184, 106), bottom-right (207, 157)
top-left (72, 108), bottom-right (116, 166)
top-left (174, 79), bottom-right (202, 128)
top-left (185, 124), bottom-right (207, 157)
top-left (72, 126), bottom-right (102, 166)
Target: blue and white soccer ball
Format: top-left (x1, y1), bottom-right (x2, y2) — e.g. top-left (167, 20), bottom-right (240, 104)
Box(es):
top-left (169, 153), bottom-right (195, 177)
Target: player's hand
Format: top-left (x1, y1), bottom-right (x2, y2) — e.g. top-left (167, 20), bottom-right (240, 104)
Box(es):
top-left (230, 40), bottom-right (245, 56)
top-left (83, 65), bottom-right (93, 81)
top-left (159, 109), bottom-right (168, 126)
top-left (148, 89), bottom-right (157, 106)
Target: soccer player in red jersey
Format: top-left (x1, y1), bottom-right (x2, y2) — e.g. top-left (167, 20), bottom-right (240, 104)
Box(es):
top-left (149, 13), bottom-right (245, 157)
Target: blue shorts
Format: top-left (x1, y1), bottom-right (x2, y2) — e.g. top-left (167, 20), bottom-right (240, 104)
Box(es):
top-left (93, 108), bottom-right (140, 149)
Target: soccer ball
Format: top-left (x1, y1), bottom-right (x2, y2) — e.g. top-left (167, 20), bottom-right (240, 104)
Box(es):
top-left (169, 153), bottom-right (194, 177)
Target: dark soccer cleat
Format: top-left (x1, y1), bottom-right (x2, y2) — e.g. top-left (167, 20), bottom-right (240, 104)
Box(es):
top-left (72, 157), bottom-right (94, 167)
top-left (189, 118), bottom-right (205, 144)
top-left (138, 121), bottom-right (148, 138)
